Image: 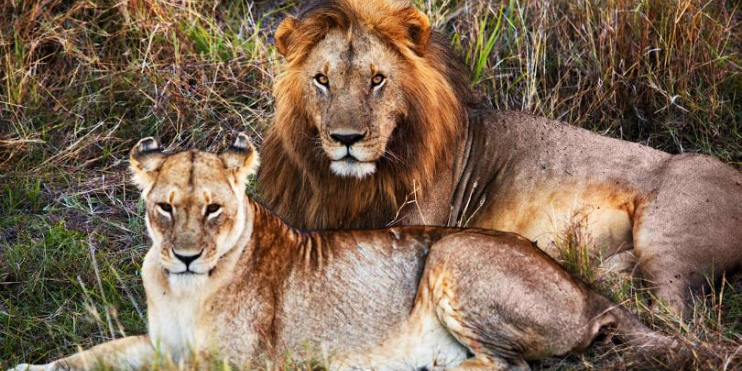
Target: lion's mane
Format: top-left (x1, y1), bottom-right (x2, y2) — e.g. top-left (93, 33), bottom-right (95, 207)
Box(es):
top-left (258, 0), bottom-right (477, 229)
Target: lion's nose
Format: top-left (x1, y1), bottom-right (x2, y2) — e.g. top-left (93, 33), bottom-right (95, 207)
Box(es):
top-left (173, 250), bottom-right (203, 269)
top-left (330, 132), bottom-right (365, 146)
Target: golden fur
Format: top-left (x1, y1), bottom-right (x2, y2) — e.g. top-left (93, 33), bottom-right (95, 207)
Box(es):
top-left (260, 0), bottom-right (476, 228)
top-left (10, 136), bottom-right (673, 371)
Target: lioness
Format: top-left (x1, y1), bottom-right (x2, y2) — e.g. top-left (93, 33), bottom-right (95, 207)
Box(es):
top-left (258, 0), bottom-right (742, 316)
top-left (10, 135), bottom-right (669, 371)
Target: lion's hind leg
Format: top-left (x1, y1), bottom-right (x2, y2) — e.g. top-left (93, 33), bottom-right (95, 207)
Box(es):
top-left (631, 154), bottom-right (742, 318)
top-left (422, 232), bottom-right (618, 370)
top-left (420, 247), bottom-right (529, 371)
top-left (431, 291), bottom-right (529, 371)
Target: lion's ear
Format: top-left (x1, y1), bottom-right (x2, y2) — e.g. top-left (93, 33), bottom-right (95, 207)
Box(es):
top-left (399, 7), bottom-right (431, 55)
top-left (130, 137), bottom-right (166, 192)
top-left (275, 16), bottom-right (299, 58)
top-left (220, 133), bottom-right (260, 184)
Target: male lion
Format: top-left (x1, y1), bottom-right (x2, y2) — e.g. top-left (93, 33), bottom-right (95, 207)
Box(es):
top-left (258, 0), bottom-right (742, 316)
top-left (10, 135), bottom-right (671, 371)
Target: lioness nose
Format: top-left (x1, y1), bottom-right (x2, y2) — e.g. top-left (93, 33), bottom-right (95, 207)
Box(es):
top-left (173, 250), bottom-right (203, 268)
top-left (330, 132), bottom-right (365, 146)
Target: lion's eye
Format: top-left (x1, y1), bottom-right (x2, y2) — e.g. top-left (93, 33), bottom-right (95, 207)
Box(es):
top-left (205, 204), bottom-right (222, 220)
top-left (206, 204), bottom-right (221, 214)
top-left (371, 74), bottom-right (385, 87)
top-left (314, 74), bottom-right (329, 87)
top-left (205, 203), bottom-right (222, 221)
top-left (156, 203), bottom-right (173, 218)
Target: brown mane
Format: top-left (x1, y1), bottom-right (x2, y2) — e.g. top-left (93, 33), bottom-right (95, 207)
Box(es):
top-left (258, 0), bottom-right (476, 229)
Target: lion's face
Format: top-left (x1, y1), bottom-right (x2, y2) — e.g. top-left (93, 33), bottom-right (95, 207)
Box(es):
top-left (301, 29), bottom-right (406, 178)
top-left (260, 0), bottom-right (472, 228)
top-left (129, 135), bottom-right (258, 289)
top-left (274, 0), bottom-right (436, 180)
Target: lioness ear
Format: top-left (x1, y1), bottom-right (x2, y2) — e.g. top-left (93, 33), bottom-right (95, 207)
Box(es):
top-left (275, 16), bottom-right (298, 58)
top-left (399, 7), bottom-right (431, 55)
top-left (129, 137), bottom-right (166, 192)
top-left (220, 133), bottom-right (260, 184)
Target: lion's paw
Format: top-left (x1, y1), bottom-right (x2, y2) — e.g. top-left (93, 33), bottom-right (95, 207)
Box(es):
top-left (7, 364), bottom-right (51, 371)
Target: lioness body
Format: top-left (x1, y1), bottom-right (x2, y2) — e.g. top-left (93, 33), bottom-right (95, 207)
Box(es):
top-left (259, 0), bottom-right (742, 315)
top-left (10, 138), bottom-right (665, 371)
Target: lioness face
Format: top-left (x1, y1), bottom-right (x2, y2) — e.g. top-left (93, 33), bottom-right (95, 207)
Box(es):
top-left (130, 135), bottom-right (258, 289)
top-left (302, 30), bottom-right (406, 178)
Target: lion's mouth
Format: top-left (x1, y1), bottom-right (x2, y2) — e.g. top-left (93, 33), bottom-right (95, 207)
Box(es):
top-left (340, 154), bottom-right (360, 162)
top-left (167, 269), bottom-right (202, 276)
top-left (322, 140), bottom-right (379, 178)
top-left (172, 270), bottom-right (199, 275)
top-left (165, 266), bottom-right (216, 276)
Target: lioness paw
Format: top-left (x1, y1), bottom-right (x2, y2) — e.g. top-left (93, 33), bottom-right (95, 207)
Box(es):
top-left (7, 364), bottom-right (51, 371)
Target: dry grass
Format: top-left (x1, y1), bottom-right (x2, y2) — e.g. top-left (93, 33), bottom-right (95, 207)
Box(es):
top-left (548, 219), bottom-right (742, 370)
top-left (437, 0), bottom-right (742, 164)
top-left (1, 0), bottom-right (740, 369)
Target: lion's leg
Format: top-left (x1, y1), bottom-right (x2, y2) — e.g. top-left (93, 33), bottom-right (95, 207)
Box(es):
top-left (635, 256), bottom-right (692, 317)
top-left (632, 209), bottom-right (700, 318)
top-left (9, 335), bottom-right (153, 371)
top-left (421, 250), bottom-right (530, 371)
top-left (631, 155), bottom-right (742, 318)
top-left (422, 233), bottom-right (618, 370)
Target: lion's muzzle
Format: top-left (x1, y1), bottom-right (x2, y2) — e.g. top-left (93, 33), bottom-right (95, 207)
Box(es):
top-left (322, 129), bottom-right (379, 178)
top-left (172, 250), bottom-right (203, 271)
top-left (330, 132), bottom-right (366, 146)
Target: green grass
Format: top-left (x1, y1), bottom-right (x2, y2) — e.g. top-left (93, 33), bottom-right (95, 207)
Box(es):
top-left (1, 0), bottom-right (741, 369)
top-left (0, 177), bottom-right (147, 364)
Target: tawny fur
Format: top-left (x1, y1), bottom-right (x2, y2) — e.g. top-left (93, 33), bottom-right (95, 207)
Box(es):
top-left (261, 0), bottom-right (474, 229)
top-left (257, 0), bottom-right (742, 316)
top-left (9, 138), bottom-right (671, 371)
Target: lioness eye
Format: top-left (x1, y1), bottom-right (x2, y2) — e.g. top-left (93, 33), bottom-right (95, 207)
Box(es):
top-left (156, 203), bottom-right (173, 219)
top-left (371, 74), bottom-right (385, 87)
top-left (314, 74), bottom-right (329, 87)
top-left (206, 204), bottom-right (221, 214)
top-left (157, 203), bottom-right (173, 213)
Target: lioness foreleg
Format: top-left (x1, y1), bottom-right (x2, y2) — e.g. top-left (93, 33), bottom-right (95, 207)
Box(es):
top-left (9, 335), bottom-right (153, 371)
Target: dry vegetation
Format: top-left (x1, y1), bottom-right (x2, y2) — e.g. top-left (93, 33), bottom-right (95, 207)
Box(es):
top-left (0, 0), bottom-right (740, 370)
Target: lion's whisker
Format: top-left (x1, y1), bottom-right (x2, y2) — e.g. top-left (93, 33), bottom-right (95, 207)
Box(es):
top-left (382, 148), bottom-right (404, 165)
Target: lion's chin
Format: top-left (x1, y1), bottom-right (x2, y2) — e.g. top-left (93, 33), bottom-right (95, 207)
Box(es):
top-left (166, 272), bottom-right (209, 294)
top-left (163, 262), bottom-right (217, 294)
top-left (330, 159), bottom-right (376, 178)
